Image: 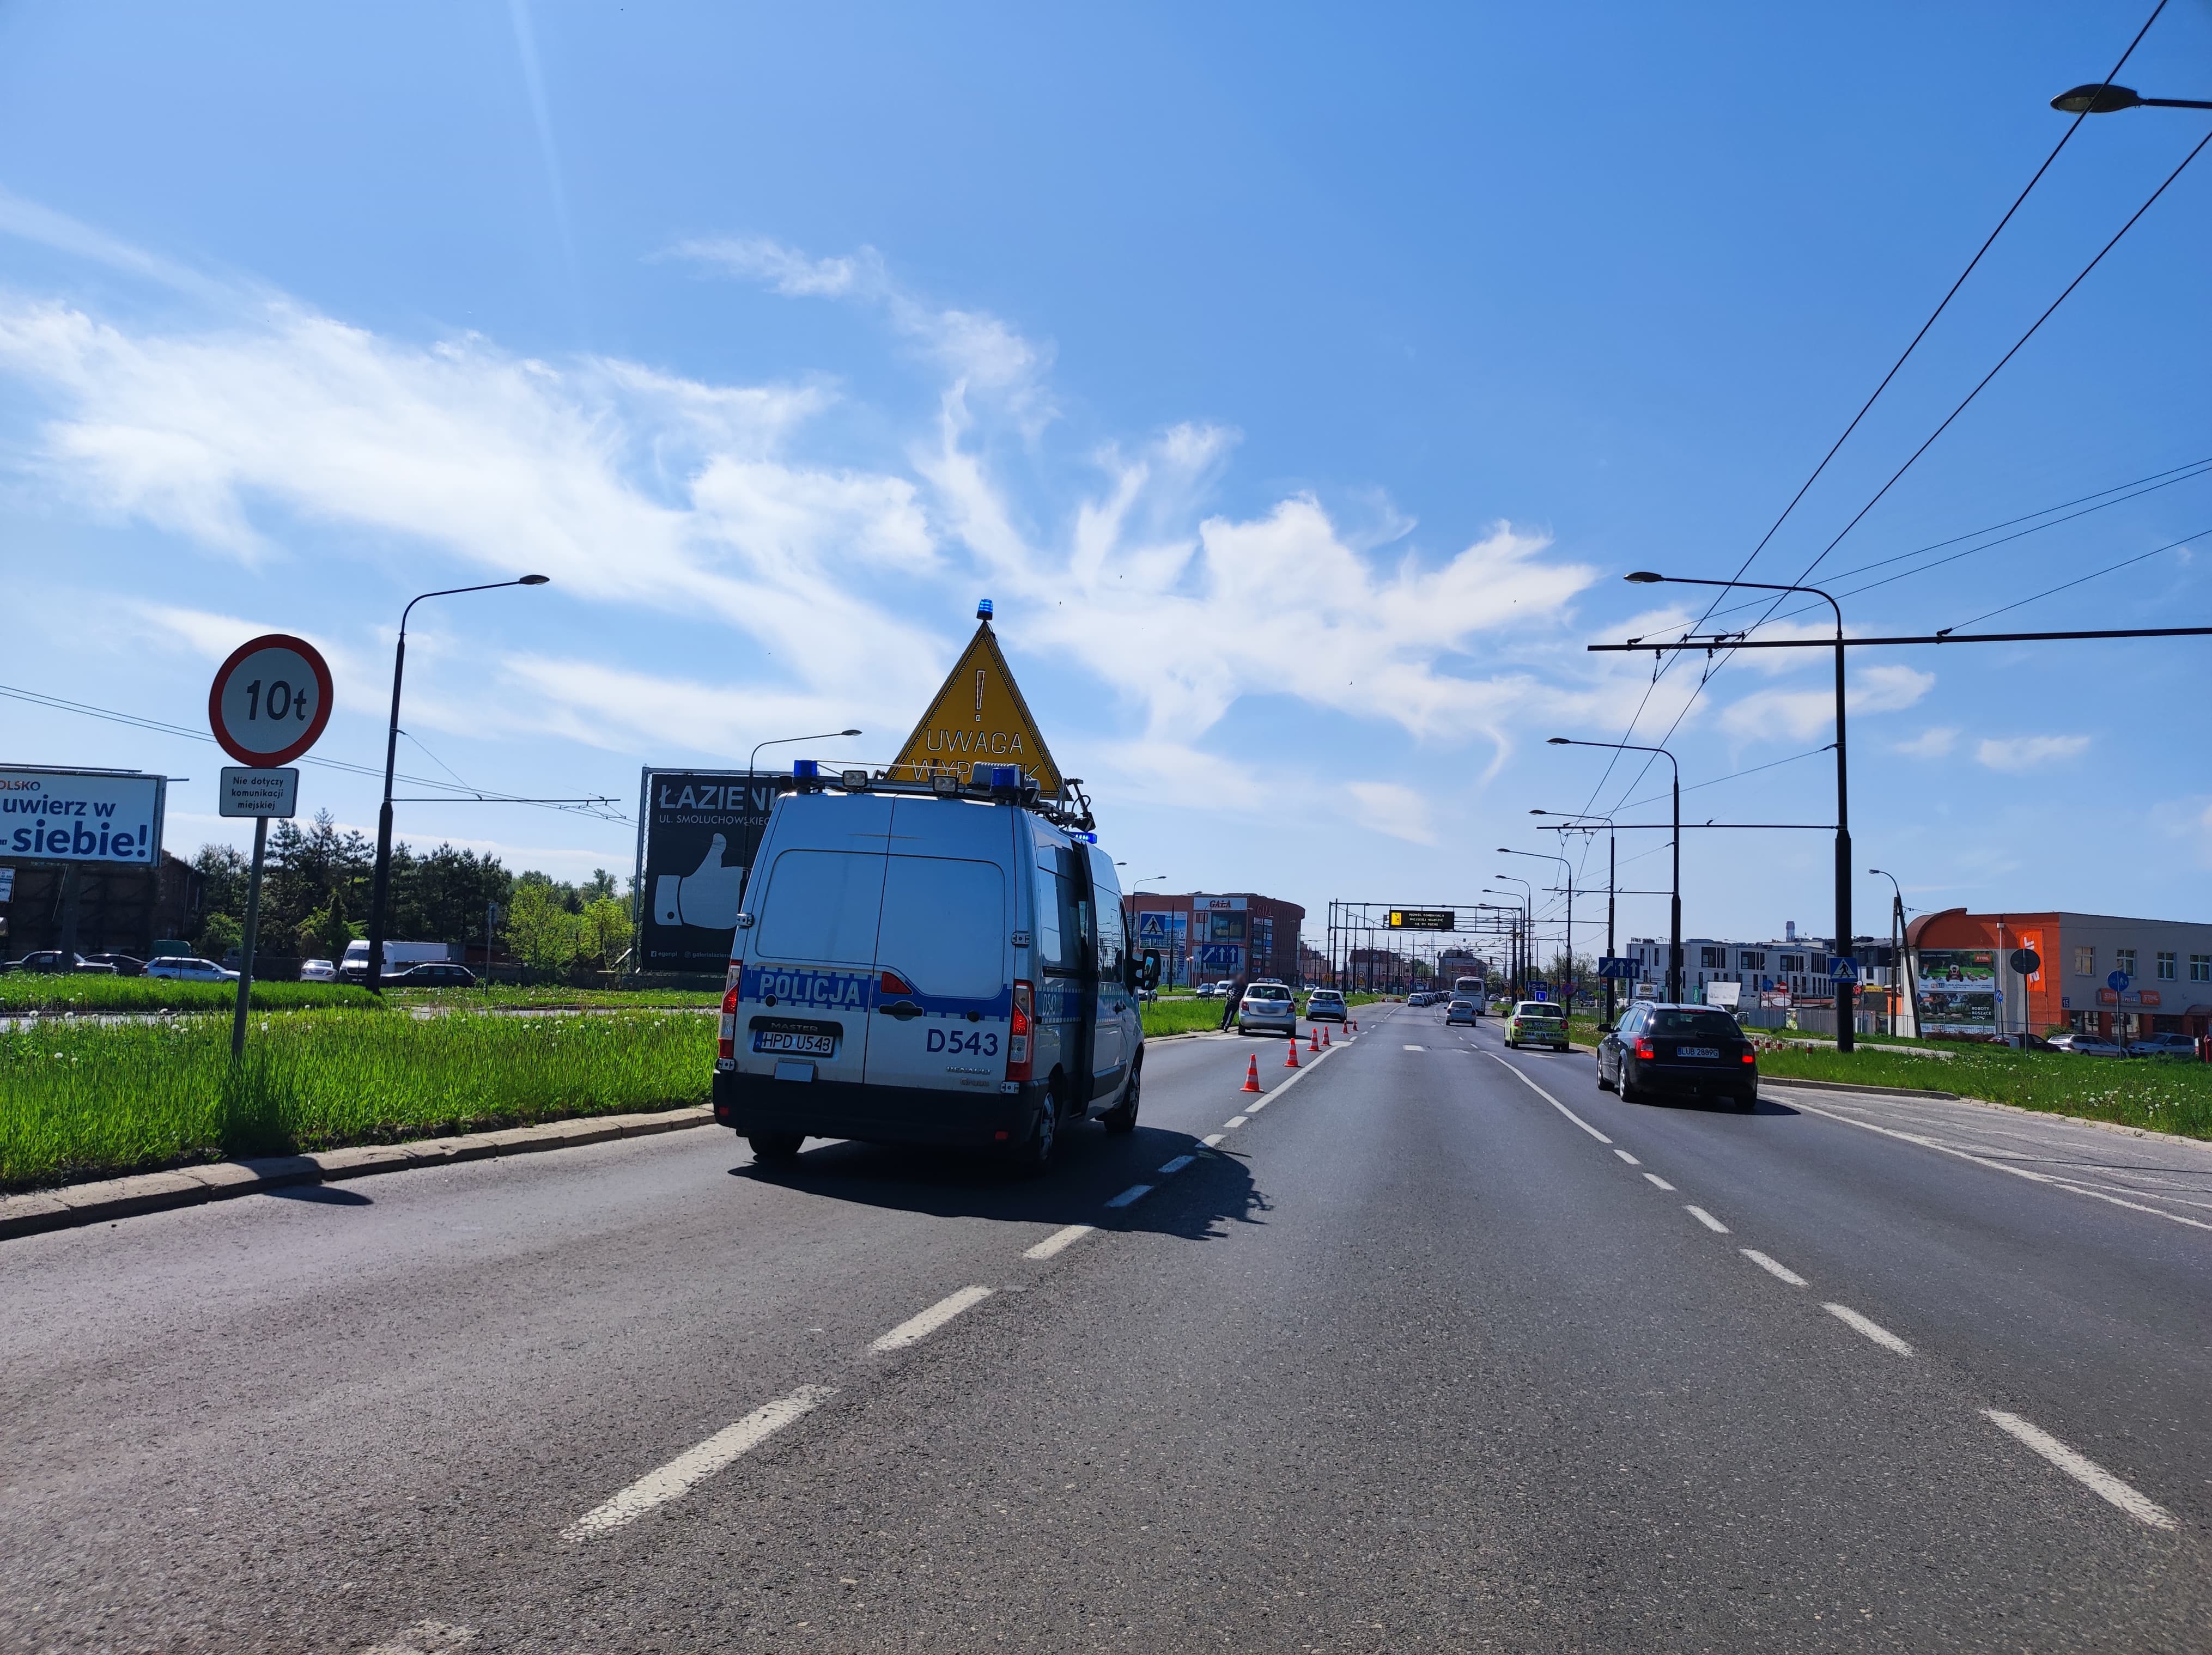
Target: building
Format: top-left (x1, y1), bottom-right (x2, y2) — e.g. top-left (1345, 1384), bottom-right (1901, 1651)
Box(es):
top-left (1622, 927), bottom-right (1904, 1029)
top-left (1126, 891), bottom-right (1305, 987)
top-left (1906, 908), bottom-right (2212, 1042)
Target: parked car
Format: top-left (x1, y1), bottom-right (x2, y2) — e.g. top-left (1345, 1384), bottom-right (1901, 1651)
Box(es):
top-left (1195, 982), bottom-right (1225, 1000)
top-left (1238, 983), bottom-right (1299, 1038)
top-left (713, 773), bottom-right (1152, 1173)
top-left (144, 957), bottom-right (240, 983)
top-left (1597, 1002), bottom-right (1758, 1110)
top-left (2127, 1032), bottom-right (2200, 1059)
top-left (1305, 988), bottom-right (1348, 1023)
top-left (2049, 1033), bottom-right (2129, 1057)
top-left (299, 958), bottom-right (338, 981)
top-left (1994, 1031), bottom-right (2057, 1051)
top-left (384, 962), bottom-right (479, 987)
top-left (14, 951), bottom-right (112, 974)
top-left (82, 953), bottom-right (147, 976)
top-left (1504, 1000), bottom-right (1569, 1051)
top-left (1445, 997), bottom-right (1479, 1026)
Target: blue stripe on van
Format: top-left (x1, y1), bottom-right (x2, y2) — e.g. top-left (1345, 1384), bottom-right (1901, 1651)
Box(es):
top-left (739, 963), bottom-right (1012, 1018)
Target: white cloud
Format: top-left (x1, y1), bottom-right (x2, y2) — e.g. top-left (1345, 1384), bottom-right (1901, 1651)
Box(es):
top-left (1893, 725), bottom-right (1958, 758)
top-left (1975, 734), bottom-right (2089, 772)
top-left (1345, 780), bottom-right (1439, 845)
top-left (1720, 664), bottom-right (1934, 742)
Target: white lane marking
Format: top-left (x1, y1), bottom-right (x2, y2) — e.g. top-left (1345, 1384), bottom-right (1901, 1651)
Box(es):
top-left (1158, 1154), bottom-right (1195, 1176)
top-left (1224, 1115), bottom-right (1249, 1129)
top-left (1024, 1224), bottom-right (1094, 1260)
top-left (870, 1286), bottom-right (994, 1353)
top-left (1485, 1053), bottom-right (1612, 1143)
top-left (1201, 1132), bottom-right (1226, 1147)
top-left (1741, 1249), bottom-right (1807, 1286)
top-left (1982, 1410), bottom-right (2177, 1531)
top-left (362, 1622), bottom-right (476, 1654)
top-left (1684, 1204), bottom-right (1730, 1233)
top-left (1403, 1044), bottom-right (1426, 1051)
top-left (562, 1386), bottom-right (833, 1540)
top-left (1824, 1302), bottom-right (1912, 1356)
top-left (1643, 1172), bottom-right (1676, 1191)
top-left (1104, 1183), bottom-right (1153, 1209)
top-left (1777, 1093), bottom-right (2212, 1234)
top-left (1245, 1097), bottom-right (1269, 1112)
top-left (1613, 1149), bottom-right (1640, 1166)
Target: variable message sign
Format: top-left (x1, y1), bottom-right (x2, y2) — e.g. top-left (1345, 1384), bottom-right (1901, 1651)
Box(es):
top-left (1387, 908), bottom-right (1455, 931)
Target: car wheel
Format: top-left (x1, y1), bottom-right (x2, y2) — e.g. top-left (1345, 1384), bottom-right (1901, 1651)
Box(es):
top-left (1733, 1092), bottom-right (1758, 1114)
top-left (1010, 1086), bottom-right (1061, 1177)
top-left (748, 1132), bottom-right (804, 1162)
top-left (1618, 1066), bottom-right (1644, 1104)
top-left (1596, 1059), bottom-right (1616, 1093)
top-left (1101, 1062), bottom-right (1141, 1134)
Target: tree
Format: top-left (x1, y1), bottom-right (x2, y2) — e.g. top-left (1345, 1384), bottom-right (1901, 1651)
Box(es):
top-left (200, 911), bottom-right (244, 960)
top-left (579, 897), bottom-right (633, 972)
top-left (296, 887), bottom-right (361, 962)
top-left (266, 811), bottom-right (374, 950)
top-left (505, 880), bottom-right (581, 975)
top-left (190, 845), bottom-right (250, 945)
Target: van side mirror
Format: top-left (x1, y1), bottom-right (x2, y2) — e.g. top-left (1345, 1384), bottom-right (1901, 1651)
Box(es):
top-left (1139, 948), bottom-right (1162, 991)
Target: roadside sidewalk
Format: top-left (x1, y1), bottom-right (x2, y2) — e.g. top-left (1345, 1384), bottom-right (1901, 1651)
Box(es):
top-left (0, 1106), bottom-right (714, 1242)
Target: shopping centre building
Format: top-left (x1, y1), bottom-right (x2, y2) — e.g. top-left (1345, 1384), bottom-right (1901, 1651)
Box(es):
top-left (1125, 891), bottom-right (1305, 987)
top-left (1905, 908), bottom-right (2212, 1042)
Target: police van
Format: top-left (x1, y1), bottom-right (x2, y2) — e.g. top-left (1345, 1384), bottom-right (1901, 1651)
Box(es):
top-left (712, 762), bottom-right (1156, 1173)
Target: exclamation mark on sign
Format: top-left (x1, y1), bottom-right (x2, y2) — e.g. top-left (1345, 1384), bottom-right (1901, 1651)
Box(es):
top-left (975, 668), bottom-right (985, 723)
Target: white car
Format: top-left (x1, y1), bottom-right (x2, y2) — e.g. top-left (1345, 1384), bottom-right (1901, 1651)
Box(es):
top-left (145, 957), bottom-right (240, 983)
top-left (299, 959), bottom-right (337, 981)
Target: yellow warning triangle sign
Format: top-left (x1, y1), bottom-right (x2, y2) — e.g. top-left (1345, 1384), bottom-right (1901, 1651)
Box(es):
top-left (889, 620), bottom-right (1064, 795)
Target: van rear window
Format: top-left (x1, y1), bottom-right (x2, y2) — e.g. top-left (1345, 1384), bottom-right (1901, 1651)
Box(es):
top-left (877, 856), bottom-right (1005, 998)
top-left (754, 850), bottom-right (886, 964)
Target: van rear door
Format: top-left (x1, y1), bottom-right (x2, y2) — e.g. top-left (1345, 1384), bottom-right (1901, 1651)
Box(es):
top-left (860, 797), bottom-right (1017, 1098)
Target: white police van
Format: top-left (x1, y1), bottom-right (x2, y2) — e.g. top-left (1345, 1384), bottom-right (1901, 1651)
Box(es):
top-left (712, 762), bottom-right (1157, 1173)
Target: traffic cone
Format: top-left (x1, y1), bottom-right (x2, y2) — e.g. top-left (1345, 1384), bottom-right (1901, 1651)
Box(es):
top-left (1284, 1034), bottom-right (1300, 1068)
top-left (1350, 1018), bottom-right (1358, 1033)
top-left (1321, 1024), bottom-right (1332, 1047)
top-left (1308, 1028), bottom-right (1320, 1052)
top-left (1241, 1055), bottom-right (1262, 1093)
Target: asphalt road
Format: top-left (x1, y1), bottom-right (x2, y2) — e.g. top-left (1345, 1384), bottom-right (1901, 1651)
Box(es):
top-left (2, 1005), bottom-right (2207, 1652)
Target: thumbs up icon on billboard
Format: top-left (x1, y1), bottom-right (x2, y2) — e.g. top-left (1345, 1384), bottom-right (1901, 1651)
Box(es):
top-left (652, 834), bottom-right (746, 930)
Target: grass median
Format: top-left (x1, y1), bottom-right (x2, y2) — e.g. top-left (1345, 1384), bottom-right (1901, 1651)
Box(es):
top-left (1, 1009), bottom-right (714, 1192)
top-left (0, 977), bottom-right (379, 1015)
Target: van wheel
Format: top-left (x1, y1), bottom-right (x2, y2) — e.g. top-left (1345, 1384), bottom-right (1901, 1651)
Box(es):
top-left (1101, 1063), bottom-right (1141, 1134)
top-left (1010, 1088), bottom-right (1061, 1177)
top-left (749, 1132), bottom-right (804, 1162)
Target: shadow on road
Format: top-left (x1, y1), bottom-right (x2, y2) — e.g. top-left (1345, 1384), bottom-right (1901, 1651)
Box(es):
top-left (728, 1122), bottom-right (1267, 1243)
top-left (265, 1183), bottom-right (374, 1205)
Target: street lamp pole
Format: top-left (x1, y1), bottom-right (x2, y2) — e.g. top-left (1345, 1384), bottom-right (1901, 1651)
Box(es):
top-left (1535, 810), bottom-right (1617, 1025)
top-left (366, 575), bottom-right (549, 993)
top-left (1502, 848), bottom-right (1574, 1007)
top-left (1547, 736), bottom-right (1681, 1003)
top-left (1486, 877), bottom-right (1533, 993)
top-left (1869, 867), bottom-right (1913, 1038)
top-left (749, 728), bottom-right (864, 776)
top-left (1621, 570), bottom-right (1855, 1049)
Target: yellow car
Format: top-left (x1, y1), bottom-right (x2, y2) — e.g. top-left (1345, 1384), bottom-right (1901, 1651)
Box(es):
top-left (1504, 1001), bottom-right (1569, 1051)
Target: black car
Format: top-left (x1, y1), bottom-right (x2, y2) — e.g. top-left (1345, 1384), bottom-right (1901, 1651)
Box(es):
top-left (83, 953), bottom-right (148, 977)
top-left (1597, 1003), bottom-right (1758, 1110)
top-left (385, 962), bottom-right (479, 987)
top-left (12, 951), bottom-right (115, 975)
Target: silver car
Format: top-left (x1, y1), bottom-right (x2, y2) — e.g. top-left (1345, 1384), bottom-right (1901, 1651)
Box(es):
top-left (1237, 984), bottom-right (1299, 1037)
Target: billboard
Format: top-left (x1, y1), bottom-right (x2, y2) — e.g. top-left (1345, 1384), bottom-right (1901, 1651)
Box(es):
top-left (1916, 947), bottom-right (1997, 1033)
top-left (1, 767), bottom-right (165, 865)
top-left (634, 769), bottom-right (778, 974)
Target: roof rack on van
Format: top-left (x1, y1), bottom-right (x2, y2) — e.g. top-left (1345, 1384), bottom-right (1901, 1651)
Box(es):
top-left (776, 760), bottom-right (1097, 834)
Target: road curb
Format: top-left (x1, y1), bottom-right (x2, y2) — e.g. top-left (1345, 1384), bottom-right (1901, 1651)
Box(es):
top-left (0, 1106), bottom-right (716, 1242)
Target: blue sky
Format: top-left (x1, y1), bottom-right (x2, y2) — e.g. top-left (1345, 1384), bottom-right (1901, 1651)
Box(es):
top-left (2, 1), bottom-right (2208, 961)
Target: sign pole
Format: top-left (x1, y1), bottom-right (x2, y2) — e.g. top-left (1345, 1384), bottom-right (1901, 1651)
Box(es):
top-left (230, 814), bottom-right (269, 1061)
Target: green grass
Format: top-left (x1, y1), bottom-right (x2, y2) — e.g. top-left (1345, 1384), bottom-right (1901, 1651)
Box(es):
top-left (389, 984), bottom-right (719, 1009)
top-left (1143, 997), bottom-right (1230, 1038)
top-left (0, 977), bottom-right (379, 1015)
top-left (1, 1009), bottom-right (713, 1191)
top-left (1562, 1014), bottom-right (2212, 1141)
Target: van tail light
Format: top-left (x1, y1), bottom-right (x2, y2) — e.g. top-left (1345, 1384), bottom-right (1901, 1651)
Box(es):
top-left (1006, 979), bottom-right (1034, 1083)
top-left (1634, 1038), bottom-right (1655, 1060)
top-left (719, 976), bottom-right (740, 1061)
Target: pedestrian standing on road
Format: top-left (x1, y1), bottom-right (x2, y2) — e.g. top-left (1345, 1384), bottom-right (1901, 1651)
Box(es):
top-left (1219, 976), bottom-right (1248, 1031)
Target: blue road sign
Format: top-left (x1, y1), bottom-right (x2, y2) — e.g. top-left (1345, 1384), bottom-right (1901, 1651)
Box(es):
top-left (1828, 956), bottom-right (1859, 983)
top-left (1597, 956), bottom-right (1633, 979)
top-left (2107, 970), bottom-right (2131, 993)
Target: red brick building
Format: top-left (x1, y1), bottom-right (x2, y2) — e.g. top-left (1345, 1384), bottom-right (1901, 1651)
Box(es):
top-left (1123, 891), bottom-right (1306, 988)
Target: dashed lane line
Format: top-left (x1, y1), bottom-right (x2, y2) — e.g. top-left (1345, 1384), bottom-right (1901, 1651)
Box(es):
top-left (1614, 1149), bottom-right (1640, 1166)
top-left (1982, 1410), bottom-right (2178, 1531)
top-left (1742, 1249), bottom-right (1808, 1287)
top-left (1643, 1172), bottom-right (1676, 1191)
top-left (1201, 1133), bottom-right (1226, 1147)
top-left (1824, 1302), bottom-right (1913, 1356)
top-left (871, 1286), bottom-right (994, 1353)
top-left (1224, 1115), bottom-right (1249, 1130)
top-left (1158, 1154), bottom-right (1196, 1176)
top-left (1485, 1052), bottom-right (1613, 1144)
top-left (561, 1385), bottom-right (835, 1541)
top-left (1777, 1092), bottom-right (2212, 1234)
top-left (1685, 1204), bottom-right (1730, 1234)
top-left (1403, 1044), bottom-right (1426, 1051)
top-left (1024, 1224), bottom-right (1094, 1261)
top-left (1105, 1183), bottom-right (1153, 1209)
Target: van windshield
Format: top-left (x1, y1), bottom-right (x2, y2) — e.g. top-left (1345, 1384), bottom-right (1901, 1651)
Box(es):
top-left (755, 849), bottom-right (886, 964)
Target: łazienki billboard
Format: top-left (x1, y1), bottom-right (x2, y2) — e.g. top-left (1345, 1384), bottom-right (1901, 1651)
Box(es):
top-left (1, 767), bottom-right (166, 865)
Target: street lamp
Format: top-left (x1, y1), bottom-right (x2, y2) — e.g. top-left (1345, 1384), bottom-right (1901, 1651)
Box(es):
top-left (2050, 83), bottom-right (2212, 113)
top-left (1548, 735), bottom-right (1683, 1004)
top-left (1475, 902), bottom-right (1522, 999)
top-left (749, 728), bottom-right (862, 775)
top-left (1502, 847), bottom-right (1574, 1008)
top-left (1534, 809), bottom-right (1619, 1026)
top-left (366, 575), bottom-right (550, 992)
top-left (1619, 570), bottom-right (1856, 1050)
top-left (1487, 875), bottom-right (1532, 993)
top-left (1868, 867), bottom-right (1915, 1039)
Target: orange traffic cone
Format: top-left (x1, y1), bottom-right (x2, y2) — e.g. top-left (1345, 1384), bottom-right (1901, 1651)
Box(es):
top-left (1284, 1034), bottom-right (1300, 1068)
top-left (1241, 1054), bottom-right (1262, 1093)
top-left (1350, 1018), bottom-right (1358, 1033)
top-left (1308, 1028), bottom-right (1320, 1052)
top-left (1321, 1024), bottom-right (1332, 1047)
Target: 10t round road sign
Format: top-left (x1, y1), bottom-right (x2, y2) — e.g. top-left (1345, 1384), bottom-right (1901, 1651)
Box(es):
top-left (208, 634), bottom-right (333, 766)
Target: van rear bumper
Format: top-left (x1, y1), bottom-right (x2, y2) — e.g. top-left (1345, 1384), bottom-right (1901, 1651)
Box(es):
top-left (713, 1068), bottom-right (1048, 1148)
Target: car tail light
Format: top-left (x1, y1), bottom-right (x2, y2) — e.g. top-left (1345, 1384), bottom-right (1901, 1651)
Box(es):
top-left (1741, 1050), bottom-right (1755, 1064)
top-left (719, 976), bottom-right (741, 1061)
top-left (1006, 979), bottom-right (1034, 1082)
top-left (1634, 1038), bottom-right (1655, 1060)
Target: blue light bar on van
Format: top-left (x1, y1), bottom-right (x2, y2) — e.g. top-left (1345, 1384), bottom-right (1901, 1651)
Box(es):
top-left (1071, 830), bottom-right (1098, 843)
top-left (990, 765), bottom-right (1020, 789)
top-left (976, 598), bottom-right (994, 620)
top-left (792, 759), bottom-right (819, 778)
